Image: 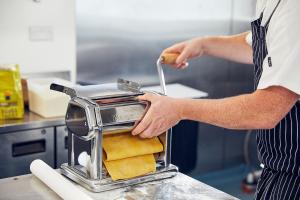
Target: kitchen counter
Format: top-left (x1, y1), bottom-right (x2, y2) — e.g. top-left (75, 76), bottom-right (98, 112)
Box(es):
top-left (0, 111), bottom-right (65, 134)
top-left (0, 172), bottom-right (237, 200)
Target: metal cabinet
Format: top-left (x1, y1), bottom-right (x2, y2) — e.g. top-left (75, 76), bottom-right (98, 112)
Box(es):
top-left (55, 126), bottom-right (68, 168)
top-left (0, 128), bottom-right (55, 179)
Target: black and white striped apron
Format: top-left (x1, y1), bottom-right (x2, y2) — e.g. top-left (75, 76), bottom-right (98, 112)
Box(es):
top-left (252, 1), bottom-right (300, 199)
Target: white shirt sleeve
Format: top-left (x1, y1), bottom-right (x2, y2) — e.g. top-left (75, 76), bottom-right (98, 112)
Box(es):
top-left (257, 0), bottom-right (300, 95)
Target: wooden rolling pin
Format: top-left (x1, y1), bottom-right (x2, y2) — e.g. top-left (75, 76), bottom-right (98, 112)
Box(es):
top-left (160, 53), bottom-right (180, 65)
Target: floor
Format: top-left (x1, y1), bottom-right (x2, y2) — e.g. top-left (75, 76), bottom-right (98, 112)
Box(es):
top-left (194, 165), bottom-right (257, 200)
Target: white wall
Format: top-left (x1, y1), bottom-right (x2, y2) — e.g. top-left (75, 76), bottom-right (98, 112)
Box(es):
top-left (0, 0), bottom-right (76, 82)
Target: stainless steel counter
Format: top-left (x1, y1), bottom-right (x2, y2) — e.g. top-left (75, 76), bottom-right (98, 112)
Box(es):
top-left (0, 111), bottom-right (64, 134)
top-left (0, 172), bottom-right (238, 200)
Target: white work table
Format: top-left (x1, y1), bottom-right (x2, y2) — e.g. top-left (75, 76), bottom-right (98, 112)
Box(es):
top-left (143, 83), bottom-right (208, 99)
top-left (0, 172), bottom-right (237, 200)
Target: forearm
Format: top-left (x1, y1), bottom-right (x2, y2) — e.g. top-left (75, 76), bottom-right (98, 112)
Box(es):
top-left (177, 95), bottom-right (263, 130)
top-left (176, 87), bottom-right (298, 130)
top-left (202, 32), bottom-right (253, 64)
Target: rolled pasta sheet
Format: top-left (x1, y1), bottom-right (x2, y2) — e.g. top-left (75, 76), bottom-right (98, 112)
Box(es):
top-left (103, 133), bottom-right (163, 161)
top-left (103, 154), bottom-right (156, 181)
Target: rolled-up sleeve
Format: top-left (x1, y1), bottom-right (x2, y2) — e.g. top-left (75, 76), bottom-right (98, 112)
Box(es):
top-left (257, 0), bottom-right (300, 95)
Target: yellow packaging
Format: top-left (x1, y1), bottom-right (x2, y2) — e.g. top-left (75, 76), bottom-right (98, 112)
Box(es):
top-left (0, 64), bottom-right (24, 119)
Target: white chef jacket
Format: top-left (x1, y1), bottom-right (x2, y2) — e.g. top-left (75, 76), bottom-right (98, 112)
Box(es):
top-left (246, 0), bottom-right (300, 95)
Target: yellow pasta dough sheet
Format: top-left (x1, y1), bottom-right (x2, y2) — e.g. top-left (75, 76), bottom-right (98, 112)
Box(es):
top-left (103, 154), bottom-right (156, 181)
top-left (103, 133), bottom-right (163, 161)
top-left (102, 132), bottom-right (163, 180)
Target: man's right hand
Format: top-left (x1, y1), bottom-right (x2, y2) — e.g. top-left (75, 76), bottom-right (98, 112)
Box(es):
top-left (161, 32), bottom-right (253, 69)
top-left (161, 37), bottom-right (207, 69)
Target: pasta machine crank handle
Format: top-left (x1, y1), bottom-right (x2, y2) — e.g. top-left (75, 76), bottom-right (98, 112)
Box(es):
top-left (156, 53), bottom-right (180, 95)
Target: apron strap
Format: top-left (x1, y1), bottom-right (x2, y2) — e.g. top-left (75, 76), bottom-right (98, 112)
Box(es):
top-left (265, 0), bottom-right (281, 27)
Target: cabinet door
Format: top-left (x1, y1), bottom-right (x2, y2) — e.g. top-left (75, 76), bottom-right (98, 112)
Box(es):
top-left (0, 128), bottom-right (54, 178)
top-left (56, 126), bottom-right (68, 168)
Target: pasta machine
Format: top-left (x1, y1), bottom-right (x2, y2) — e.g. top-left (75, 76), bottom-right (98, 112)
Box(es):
top-left (50, 54), bottom-right (179, 192)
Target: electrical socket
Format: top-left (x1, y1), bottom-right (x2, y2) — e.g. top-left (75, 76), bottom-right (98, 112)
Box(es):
top-left (29, 26), bottom-right (53, 42)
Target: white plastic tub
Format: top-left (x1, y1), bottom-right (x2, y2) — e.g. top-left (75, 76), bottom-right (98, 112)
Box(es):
top-left (27, 78), bottom-right (72, 118)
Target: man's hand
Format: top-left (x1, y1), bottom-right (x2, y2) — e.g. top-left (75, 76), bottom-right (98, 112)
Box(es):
top-left (132, 94), bottom-right (182, 138)
top-left (162, 32), bottom-right (253, 67)
top-left (162, 37), bottom-right (206, 69)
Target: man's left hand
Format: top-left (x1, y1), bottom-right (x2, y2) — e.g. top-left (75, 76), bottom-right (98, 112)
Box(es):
top-left (132, 93), bottom-right (182, 138)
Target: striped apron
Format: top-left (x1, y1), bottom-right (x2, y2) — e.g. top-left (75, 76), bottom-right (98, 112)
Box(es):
top-left (252, 1), bottom-right (300, 199)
